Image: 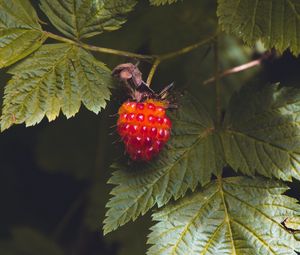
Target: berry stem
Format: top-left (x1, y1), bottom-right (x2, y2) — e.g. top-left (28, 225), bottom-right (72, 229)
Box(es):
top-left (146, 58), bottom-right (161, 86)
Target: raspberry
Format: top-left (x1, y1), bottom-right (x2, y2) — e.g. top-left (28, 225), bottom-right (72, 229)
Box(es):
top-left (117, 99), bottom-right (172, 161)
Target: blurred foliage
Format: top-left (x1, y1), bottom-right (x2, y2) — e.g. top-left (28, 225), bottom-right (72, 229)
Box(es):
top-left (0, 228), bottom-right (64, 255)
top-left (149, 0), bottom-right (179, 6)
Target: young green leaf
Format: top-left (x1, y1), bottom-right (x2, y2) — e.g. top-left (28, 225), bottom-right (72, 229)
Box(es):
top-left (40, 0), bottom-right (137, 39)
top-left (217, 0), bottom-right (300, 55)
top-left (103, 94), bottom-right (225, 234)
top-left (148, 177), bottom-right (300, 255)
top-left (223, 84), bottom-right (300, 181)
top-left (1, 43), bottom-right (112, 131)
top-left (150, 0), bottom-right (179, 5)
top-left (0, 227), bottom-right (64, 255)
top-left (0, 0), bottom-right (47, 68)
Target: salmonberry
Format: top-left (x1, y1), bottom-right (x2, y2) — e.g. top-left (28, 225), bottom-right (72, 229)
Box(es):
top-left (117, 99), bottom-right (172, 161)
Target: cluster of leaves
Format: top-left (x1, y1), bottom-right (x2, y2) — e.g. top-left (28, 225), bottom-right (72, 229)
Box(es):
top-left (1, 0), bottom-right (300, 255)
top-left (0, 0), bottom-right (138, 130)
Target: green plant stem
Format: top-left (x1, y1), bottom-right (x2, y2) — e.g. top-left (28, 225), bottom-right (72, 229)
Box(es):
top-left (146, 58), bottom-right (161, 85)
top-left (214, 36), bottom-right (221, 127)
top-left (145, 34), bottom-right (217, 85)
top-left (159, 34), bottom-right (217, 61)
top-left (45, 31), bottom-right (217, 84)
top-left (45, 31), bottom-right (154, 61)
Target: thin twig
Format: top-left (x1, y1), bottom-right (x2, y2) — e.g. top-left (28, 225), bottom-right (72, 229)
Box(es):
top-left (203, 58), bottom-right (262, 85)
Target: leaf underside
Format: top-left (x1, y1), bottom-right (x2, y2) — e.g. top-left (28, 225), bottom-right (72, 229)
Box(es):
top-left (40, 0), bottom-right (137, 39)
top-left (105, 84), bottom-right (300, 234)
top-left (0, 0), bottom-right (46, 68)
top-left (148, 177), bottom-right (300, 255)
top-left (1, 43), bottom-right (112, 131)
top-left (217, 0), bottom-right (300, 54)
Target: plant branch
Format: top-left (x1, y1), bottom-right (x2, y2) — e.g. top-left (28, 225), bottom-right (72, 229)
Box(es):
top-left (159, 34), bottom-right (217, 61)
top-left (203, 58), bottom-right (262, 85)
top-left (145, 34), bottom-right (217, 85)
top-left (45, 31), bottom-right (154, 61)
top-left (45, 31), bottom-right (217, 84)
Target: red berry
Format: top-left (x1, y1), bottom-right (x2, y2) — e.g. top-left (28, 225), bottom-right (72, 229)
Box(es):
top-left (117, 99), bottom-right (172, 161)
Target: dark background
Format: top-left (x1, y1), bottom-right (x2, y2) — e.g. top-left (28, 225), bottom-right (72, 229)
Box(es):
top-left (1, 1), bottom-right (300, 254)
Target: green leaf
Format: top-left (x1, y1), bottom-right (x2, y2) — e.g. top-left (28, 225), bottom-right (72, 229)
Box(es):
top-left (148, 177), bottom-right (300, 255)
top-left (103, 94), bottom-right (225, 234)
top-left (217, 0), bottom-right (300, 55)
top-left (150, 0), bottom-right (180, 5)
top-left (40, 0), bottom-right (137, 39)
top-left (0, 227), bottom-right (64, 255)
top-left (0, 0), bottom-right (47, 68)
top-left (1, 43), bottom-right (112, 131)
top-left (223, 84), bottom-right (300, 181)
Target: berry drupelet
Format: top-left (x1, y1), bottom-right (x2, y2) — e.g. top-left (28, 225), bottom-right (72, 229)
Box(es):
top-left (117, 99), bottom-right (171, 161)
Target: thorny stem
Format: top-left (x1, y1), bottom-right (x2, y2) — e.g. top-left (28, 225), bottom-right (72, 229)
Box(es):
top-left (45, 31), bottom-right (217, 84)
top-left (214, 37), bottom-right (221, 127)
